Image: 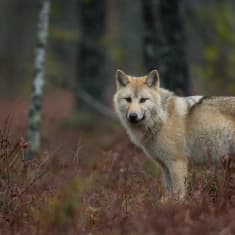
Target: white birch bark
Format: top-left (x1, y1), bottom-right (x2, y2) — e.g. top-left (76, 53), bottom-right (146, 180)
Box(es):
top-left (26, 0), bottom-right (50, 160)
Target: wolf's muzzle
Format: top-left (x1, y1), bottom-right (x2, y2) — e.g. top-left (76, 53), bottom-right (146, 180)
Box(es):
top-left (127, 112), bottom-right (145, 124)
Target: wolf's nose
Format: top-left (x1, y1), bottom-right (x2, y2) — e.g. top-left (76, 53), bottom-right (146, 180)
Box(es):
top-left (129, 113), bottom-right (138, 122)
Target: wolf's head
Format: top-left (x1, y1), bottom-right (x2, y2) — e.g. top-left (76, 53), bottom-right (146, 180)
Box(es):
top-left (114, 69), bottom-right (164, 129)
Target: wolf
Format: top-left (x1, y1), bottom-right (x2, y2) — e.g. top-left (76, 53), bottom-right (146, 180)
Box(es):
top-left (113, 69), bottom-right (235, 199)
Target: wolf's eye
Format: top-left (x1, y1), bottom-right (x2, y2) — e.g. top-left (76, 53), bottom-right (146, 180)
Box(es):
top-left (140, 98), bottom-right (149, 103)
top-left (124, 97), bottom-right (132, 103)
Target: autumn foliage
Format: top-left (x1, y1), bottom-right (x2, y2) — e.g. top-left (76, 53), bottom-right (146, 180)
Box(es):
top-left (0, 91), bottom-right (235, 235)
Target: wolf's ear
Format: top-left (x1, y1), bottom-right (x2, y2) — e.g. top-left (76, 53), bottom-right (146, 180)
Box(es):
top-left (146, 69), bottom-right (160, 89)
top-left (116, 69), bottom-right (129, 89)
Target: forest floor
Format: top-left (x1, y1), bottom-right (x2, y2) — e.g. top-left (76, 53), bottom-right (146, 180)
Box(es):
top-left (0, 89), bottom-right (235, 235)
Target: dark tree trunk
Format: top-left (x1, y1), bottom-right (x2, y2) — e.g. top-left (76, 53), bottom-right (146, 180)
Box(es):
top-left (76, 0), bottom-right (107, 112)
top-left (0, 0), bottom-right (37, 96)
top-left (142, 0), bottom-right (190, 95)
top-left (118, 0), bottom-right (144, 74)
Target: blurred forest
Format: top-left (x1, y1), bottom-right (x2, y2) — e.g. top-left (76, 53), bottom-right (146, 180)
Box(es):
top-left (1, 0), bottom-right (235, 100)
top-left (1, 0), bottom-right (235, 234)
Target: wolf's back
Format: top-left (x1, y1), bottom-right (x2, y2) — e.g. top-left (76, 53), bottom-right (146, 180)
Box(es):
top-left (189, 96), bottom-right (235, 117)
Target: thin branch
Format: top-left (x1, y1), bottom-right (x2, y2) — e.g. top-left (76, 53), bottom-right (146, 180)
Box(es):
top-left (78, 89), bottom-right (117, 121)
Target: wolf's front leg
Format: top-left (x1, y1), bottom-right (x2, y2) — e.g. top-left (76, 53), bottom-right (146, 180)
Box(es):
top-left (162, 159), bottom-right (188, 200)
top-left (169, 159), bottom-right (188, 199)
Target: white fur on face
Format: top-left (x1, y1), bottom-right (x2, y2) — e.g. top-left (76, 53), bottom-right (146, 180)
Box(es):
top-left (127, 99), bottom-right (145, 121)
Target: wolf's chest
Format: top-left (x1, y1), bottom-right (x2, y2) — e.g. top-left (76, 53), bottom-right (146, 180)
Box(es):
top-left (141, 133), bottom-right (179, 163)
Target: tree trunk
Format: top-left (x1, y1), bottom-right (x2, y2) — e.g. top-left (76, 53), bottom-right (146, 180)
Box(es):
top-left (26, 0), bottom-right (51, 160)
top-left (76, 0), bottom-right (107, 113)
top-left (0, 0), bottom-right (37, 96)
top-left (142, 0), bottom-right (190, 95)
top-left (118, 0), bottom-right (144, 74)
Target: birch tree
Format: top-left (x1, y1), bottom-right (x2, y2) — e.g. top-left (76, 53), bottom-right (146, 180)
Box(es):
top-left (26, 0), bottom-right (50, 160)
top-left (142, 0), bottom-right (190, 95)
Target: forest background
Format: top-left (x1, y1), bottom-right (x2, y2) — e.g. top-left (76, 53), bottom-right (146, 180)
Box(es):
top-left (1, 0), bottom-right (235, 234)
